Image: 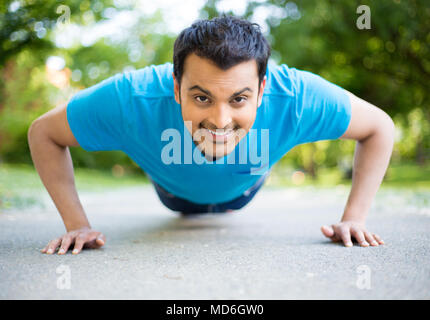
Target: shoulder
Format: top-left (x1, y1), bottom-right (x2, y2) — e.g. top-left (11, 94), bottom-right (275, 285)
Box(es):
top-left (121, 62), bottom-right (174, 98)
top-left (265, 62), bottom-right (337, 98)
top-left (264, 60), bottom-right (298, 97)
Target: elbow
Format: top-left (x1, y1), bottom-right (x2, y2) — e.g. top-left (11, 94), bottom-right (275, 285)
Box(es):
top-left (27, 119), bottom-right (38, 144)
top-left (378, 113), bottom-right (395, 149)
top-left (377, 108), bottom-right (395, 138)
top-left (363, 112), bottom-right (395, 146)
top-left (27, 118), bottom-right (45, 147)
top-left (384, 111), bottom-right (395, 131)
top-left (385, 114), bottom-right (395, 141)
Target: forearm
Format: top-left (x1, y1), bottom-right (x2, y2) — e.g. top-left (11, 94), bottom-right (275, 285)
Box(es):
top-left (28, 122), bottom-right (90, 231)
top-left (342, 124), bottom-right (395, 223)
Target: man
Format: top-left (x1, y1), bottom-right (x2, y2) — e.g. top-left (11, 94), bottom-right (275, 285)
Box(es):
top-left (28, 16), bottom-right (394, 255)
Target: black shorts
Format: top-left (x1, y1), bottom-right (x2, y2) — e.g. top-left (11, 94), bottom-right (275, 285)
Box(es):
top-left (149, 171), bottom-right (269, 214)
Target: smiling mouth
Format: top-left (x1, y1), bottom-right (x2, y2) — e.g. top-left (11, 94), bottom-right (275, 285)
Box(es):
top-left (200, 125), bottom-right (237, 143)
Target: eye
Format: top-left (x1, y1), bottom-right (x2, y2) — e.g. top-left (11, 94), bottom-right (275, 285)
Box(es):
top-left (232, 96), bottom-right (247, 104)
top-left (195, 96), bottom-right (209, 103)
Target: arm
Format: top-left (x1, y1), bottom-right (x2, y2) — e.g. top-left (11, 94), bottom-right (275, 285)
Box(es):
top-left (28, 103), bottom-right (105, 254)
top-left (340, 92), bottom-right (395, 223)
top-left (321, 91), bottom-right (395, 247)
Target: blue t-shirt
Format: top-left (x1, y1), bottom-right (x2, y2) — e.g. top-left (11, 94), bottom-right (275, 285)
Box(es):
top-left (67, 61), bottom-right (351, 204)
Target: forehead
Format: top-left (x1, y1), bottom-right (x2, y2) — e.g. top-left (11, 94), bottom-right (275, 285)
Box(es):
top-left (182, 53), bottom-right (259, 89)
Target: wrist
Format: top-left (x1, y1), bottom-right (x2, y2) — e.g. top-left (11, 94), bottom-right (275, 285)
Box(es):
top-left (64, 218), bottom-right (91, 232)
top-left (341, 208), bottom-right (368, 224)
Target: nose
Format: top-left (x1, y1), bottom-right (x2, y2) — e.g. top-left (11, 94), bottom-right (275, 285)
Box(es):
top-left (209, 103), bottom-right (233, 130)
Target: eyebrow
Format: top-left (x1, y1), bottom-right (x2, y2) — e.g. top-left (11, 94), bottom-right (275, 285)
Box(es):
top-left (188, 85), bottom-right (253, 100)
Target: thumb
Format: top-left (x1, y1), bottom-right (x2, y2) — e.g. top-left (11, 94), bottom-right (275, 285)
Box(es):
top-left (95, 234), bottom-right (106, 247)
top-left (321, 225), bottom-right (334, 238)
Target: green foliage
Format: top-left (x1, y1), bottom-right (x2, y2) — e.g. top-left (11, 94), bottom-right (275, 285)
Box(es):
top-left (393, 108), bottom-right (430, 164)
top-left (1, 161), bottom-right (428, 211)
top-left (0, 162), bottom-right (150, 211)
top-left (0, 1), bottom-right (175, 174)
top-left (0, 0), bottom-right (116, 67)
top-left (257, 0), bottom-right (430, 118)
top-left (0, 0), bottom-right (428, 180)
top-left (201, 0), bottom-right (430, 174)
top-left (0, 49), bottom-right (52, 163)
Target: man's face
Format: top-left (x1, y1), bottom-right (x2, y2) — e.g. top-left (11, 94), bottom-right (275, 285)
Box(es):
top-left (173, 53), bottom-right (266, 161)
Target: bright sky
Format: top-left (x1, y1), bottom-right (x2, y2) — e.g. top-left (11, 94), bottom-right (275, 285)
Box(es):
top-left (53, 0), bottom-right (275, 48)
top-left (48, 0), bottom-right (297, 70)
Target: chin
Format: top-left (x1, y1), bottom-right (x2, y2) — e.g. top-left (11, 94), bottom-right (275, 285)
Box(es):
top-left (200, 142), bottom-right (236, 160)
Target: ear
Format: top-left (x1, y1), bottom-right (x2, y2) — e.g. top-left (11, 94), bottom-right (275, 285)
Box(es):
top-left (257, 75), bottom-right (267, 108)
top-left (172, 72), bottom-right (180, 104)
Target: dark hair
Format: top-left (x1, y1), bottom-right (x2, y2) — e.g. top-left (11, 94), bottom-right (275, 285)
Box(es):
top-left (173, 15), bottom-right (271, 86)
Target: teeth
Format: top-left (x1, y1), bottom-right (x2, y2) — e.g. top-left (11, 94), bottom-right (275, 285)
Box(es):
top-left (207, 129), bottom-right (233, 136)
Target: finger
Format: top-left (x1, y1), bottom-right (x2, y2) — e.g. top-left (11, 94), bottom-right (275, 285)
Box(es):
top-left (323, 225), bottom-right (341, 242)
top-left (321, 225), bottom-right (335, 238)
top-left (364, 231), bottom-right (379, 246)
top-left (373, 233), bottom-right (384, 245)
top-left (339, 227), bottom-right (353, 247)
top-left (58, 235), bottom-right (73, 255)
top-left (85, 233), bottom-right (106, 249)
top-left (350, 228), bottom-right (368, 247)
top-left (328, 225), bottom-right (342, 242)
top-left (41, 241), bottom-right (55, 253)
top-left (95, 234), bottom-right (106, 247)
top-left (72, 234), bottom-right (87, 255)
top-left (45, 238), bottom-right (62, 254)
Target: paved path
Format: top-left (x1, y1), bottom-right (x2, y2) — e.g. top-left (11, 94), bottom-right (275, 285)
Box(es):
top-left (1, 185), bottom-right (429, 299)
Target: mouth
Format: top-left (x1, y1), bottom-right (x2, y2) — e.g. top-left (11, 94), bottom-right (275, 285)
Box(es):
top-left (200, 125), bottom-right (236, 143)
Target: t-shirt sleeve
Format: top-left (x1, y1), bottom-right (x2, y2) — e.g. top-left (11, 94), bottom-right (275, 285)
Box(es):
top-left (292, 69), bottom-right (352, 145)
top-left (66, 73), bottom-right (130, 151)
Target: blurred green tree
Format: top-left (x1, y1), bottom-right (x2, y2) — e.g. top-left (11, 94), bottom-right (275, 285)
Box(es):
top-left (201, 0), bottom-right (429, 179)
top-left (0, 0), bottom-right (117, 66)
top-left (0, 0), bottom-right (428, 182)
top-left (0, 0), bottom-right (175, 176)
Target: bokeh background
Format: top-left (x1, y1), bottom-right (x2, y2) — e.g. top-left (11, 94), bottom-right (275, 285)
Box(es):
top-left (1, 0), bottom-right (429, 210)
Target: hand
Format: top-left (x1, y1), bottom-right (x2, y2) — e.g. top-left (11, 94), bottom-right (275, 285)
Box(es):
top-left (321, 221), bottom-right (384, 247)
top-left (41, 227), bottom-right (106, 255)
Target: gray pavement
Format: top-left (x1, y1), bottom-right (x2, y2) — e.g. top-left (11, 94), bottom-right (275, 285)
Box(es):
top-left (0, 184), bottom-right (429, 299)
